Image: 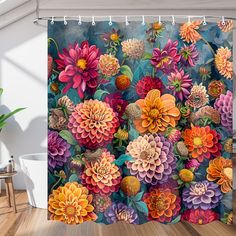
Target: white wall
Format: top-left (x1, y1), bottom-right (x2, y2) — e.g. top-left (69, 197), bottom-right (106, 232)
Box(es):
top-left (0, 14), bottom-right (47, 189)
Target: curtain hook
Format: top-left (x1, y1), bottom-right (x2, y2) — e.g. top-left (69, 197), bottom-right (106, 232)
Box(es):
top-left (142, 15), bottom-right (145, 26)
top-left (158, 15), bottom-right (162, 24)
top-left (172, 15), bottom-right (175, 25)
top-left (50, 16), bottom-right (54, 25)
top-left (221, 16), bottom-right (225, 25)
top-left (78, 16), bottom-right (82, 25)
top-left (109, 16), bottom-right (112, 26)
top-left (92, 16), bottom-right (95, 26)
top-left (187, 16), bottom-right (191, 24)
top-left (203, 16), bottom-right (207, 25)
top-left (64, 16), bottom-right (67, 25)
top-left (125, 16), bottom-right (129, 26)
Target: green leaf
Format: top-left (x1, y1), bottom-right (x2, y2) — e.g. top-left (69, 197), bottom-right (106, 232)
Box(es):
top-left (59, 130), bottom-right (77, 145)
top-left (113, 154), bottom-right (133, 166)
top-left (0, 107), bottom-right (26, 123)
top-left (0, 88), bottom-right (3, 96)
top-left (205, 58), bottom-right (214, 64)
top-left (69, 174), bottom-right (78, 182)
top-left (142, 52), bottom-right (152, 60)
top-left (172, 174), bottom-right (179, 180)
top-left (132, 191), bottom-right (144, 202)
top-left (95, 213), bottom-right (103, 223)
top-left (134, 201), bottom-right (148, 215)
top-left (169, 215), bottom-right (181, 224)
top-left (120, 65), bottom-right (133, 81)
top-left (75, 145), bottom-right (81, 153)
top-left (93, 89), bottom-right (109, 100)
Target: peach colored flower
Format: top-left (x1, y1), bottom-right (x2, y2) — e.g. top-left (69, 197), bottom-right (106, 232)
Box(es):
top-left (134, 89), bottom-right (180, 133)
top-left (98, 54), bottom-right (120, 78)
top-left (180, 21), bottom-right (202, 43)
top-left (215, 47), bottom-right (233, 79)
top-left (68, 99), bottom-right (119, 150)
top-left (48, 182), bottom-right (97, 224)
top-left (81, 150), bottom-right (122, 196)
top-left (207, 157), bottom-right (233, 193)
top-left (217, 20), bottom-right (233, 32)
top-left (121, 39), bottom-right (145, 59)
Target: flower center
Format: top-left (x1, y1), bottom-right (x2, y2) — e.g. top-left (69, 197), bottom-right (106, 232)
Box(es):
top-left (152, 22), bottom-right (162, 30)
top-left (118, 210), bottom-right (129, 221)
top-left (193, 184), bottom-right (207, 195)
top-left (198, 219), bottom-right (203, 225)
top-left (172, 79), bottom-right (182, 91)
top-left (110, 33), bottom-right (119, 41)
top-left (65, 205), bottom-right (76, 216)
top-left (140, 150), bottom-right (149, 160)
top-left (149, 108), bottom-right (160, 119)
top-left (223, 167), bottom-right (232, 180)
top-left (193, 137), bottom-right (202, 146)
top-left (152, 197), bottom-right (166, 211)
top-left (76, 59), bottom-right (87, 70)
top-left (182, 49), bottom-right (191, 59)
top-left (97, 166), bottom-right (107, 176)
top-left (157, 57), bottom-right (170, 67)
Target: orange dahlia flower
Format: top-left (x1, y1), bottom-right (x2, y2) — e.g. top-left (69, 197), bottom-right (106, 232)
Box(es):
top-left (143, 187), bottom-right (181, 223)
top-left (182, 125), bottom-right (222, 162)
top-left (215, 47), bottom-right (233, 79)
top-left (81, 149), bottom-right (122, 196)
top-left (48, 182), bottom-right (97, 224)
top-left (207, 157), bottom-right (233, 193)
top-left (179, 21), bottom-right (202, 44)
top-left (133, 89), bottom-right (180, 133)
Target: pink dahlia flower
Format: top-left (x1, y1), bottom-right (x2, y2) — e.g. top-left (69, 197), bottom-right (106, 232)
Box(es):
top-left (180, 44), bottom-right (199, 67)
top-left (104, 92), bottom-right (128, 123)
top-left (167, 69), bottom-right (193, 101)
top-left (214, 90), bottom-right (232, 132)
top-left (150, 39), bottom-right (181, 74)
top-left (135, 76), bottom-right (164, 98)
top-left (68, 99), bottom-right (119, 150)
top-left (55, 41), bottom-right (100, 98)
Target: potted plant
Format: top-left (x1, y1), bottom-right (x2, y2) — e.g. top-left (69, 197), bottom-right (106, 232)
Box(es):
top-left (0, 88), bottom-right (26, 131)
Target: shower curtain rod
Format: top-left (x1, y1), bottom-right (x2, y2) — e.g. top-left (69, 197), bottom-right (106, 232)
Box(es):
top-left (33, 15), bottom-right (236, 24)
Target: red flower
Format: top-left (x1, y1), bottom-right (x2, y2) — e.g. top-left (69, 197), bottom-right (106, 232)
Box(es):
top-left (181, 209), bottom-right (219, 224)
top-left (55, 41), bottom-right (100, 98)
top-left (104, 92), bottom-right (128, 123)
top-left (136, 76), bottom-right (164, 98)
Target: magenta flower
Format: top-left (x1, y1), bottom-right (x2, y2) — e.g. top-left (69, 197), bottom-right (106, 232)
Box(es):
top-left (180, 44), bottom-right (199, 67)
top-left (55, 41), bottom-right (100, 99)
top-left (104, 92), bottom-right (128, 123)
top-left (150, 39), bottom-right (181, 74)
top-left (167, 69), bottom-right (193, 101)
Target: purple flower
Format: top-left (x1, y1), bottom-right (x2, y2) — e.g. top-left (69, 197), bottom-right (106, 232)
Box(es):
top-left (183, 180), bottom-right (222, 210)
top-left (167, 69), bottom-right (193, 101)
top-left (104, 203), bottom-right (139, 224)
top-left (48, 130), bottom-right (71, 168)
top-left (180, 44), bottom-right (199, 67)
top-left (185, 159), bottom-right (200, 170)
top-left (150, 39), bottom-right (181, 74)
top-left (214, 90), bottom-right (232, 132)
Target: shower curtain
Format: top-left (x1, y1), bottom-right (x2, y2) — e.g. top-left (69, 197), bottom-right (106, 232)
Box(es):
top-left (48, 19), bottom-right (233, 225)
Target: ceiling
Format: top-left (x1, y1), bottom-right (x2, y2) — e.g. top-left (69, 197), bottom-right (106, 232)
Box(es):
top-left (0, 0), bottom-right (236, 29)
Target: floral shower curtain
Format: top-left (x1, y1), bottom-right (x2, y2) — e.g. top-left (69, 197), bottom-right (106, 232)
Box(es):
top-left (48, 19), bottom-right (233, 225)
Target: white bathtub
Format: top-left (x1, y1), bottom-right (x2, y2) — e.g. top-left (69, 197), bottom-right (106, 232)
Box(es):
top-left (19, 153), bottom-right (47, 209)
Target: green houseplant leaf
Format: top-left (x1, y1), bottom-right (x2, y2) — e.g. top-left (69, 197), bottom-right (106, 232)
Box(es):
top-left (59, 130), bottom-right (77, 145)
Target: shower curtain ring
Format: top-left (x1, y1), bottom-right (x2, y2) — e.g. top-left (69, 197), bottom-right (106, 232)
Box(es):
top-left (78, 16), bottom-right (82, 25)
top-left (158, 15), bottom-right (162, 24)
top-left (64, 16), bottom-right (67, 25)
top-left (203, 16), bottom-right (207, 25)
top-left (172, 15), bottom-right (175, 25)
top-left (142, 15), bottom-right (145, 25)
top-left (50, 16), bottom-right (54, 25)
top-left (221, 16), bottom-right (225, 25)
top-left (188, 16), bottom-right (191, 24)
top-left (125, 16), bottom-right (129, 26)
top-left (92, 16), bottom-right (95, 26)
top-left (109, 16), bottom-right (112, 26)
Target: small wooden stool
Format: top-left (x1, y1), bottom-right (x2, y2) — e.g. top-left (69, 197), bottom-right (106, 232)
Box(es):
top-left (0, 171), bottom-right (17, 213)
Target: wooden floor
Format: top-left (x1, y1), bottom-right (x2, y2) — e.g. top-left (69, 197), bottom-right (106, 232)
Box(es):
top-left (0, 191), bottom-right (236, 236)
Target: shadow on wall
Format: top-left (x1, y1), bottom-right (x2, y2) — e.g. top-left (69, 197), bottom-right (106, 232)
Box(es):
top-left (0, 105), bottom-right (46, 189)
